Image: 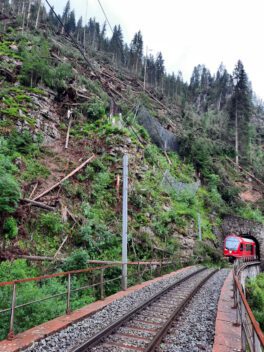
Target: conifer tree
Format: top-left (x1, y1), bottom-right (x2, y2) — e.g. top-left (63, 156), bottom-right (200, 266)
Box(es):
top-left (65, 10), bottom-right (76, 33)
top-left (109, 25), bottom-right (124, 63)
top-left (230, 60), bottom-right (252, 164)
top-left (61, 0), bottom-right (70, 34)
top-left (155, 52), bottom-right (165, 89)
top-left (129, 31), bottom-right (143, 74)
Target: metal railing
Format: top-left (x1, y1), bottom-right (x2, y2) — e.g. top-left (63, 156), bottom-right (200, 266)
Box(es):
top-left (233, 259), bottom-right (264, 352)
top-left (0, 260), bottom-right (175, 340)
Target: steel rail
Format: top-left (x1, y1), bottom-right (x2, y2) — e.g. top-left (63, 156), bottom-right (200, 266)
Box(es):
top-left (70, 267), bottom-right (208, 352)
top-left (145, 269), bottom-right (218, 351)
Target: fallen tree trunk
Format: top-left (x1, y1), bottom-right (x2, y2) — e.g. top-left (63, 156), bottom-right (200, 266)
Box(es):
top-left (33, 154), bottom-right (96, 201)
top-left (226, 156), bottom-right (264, 188)
top-left (22, 198), bottom-right (56, 211)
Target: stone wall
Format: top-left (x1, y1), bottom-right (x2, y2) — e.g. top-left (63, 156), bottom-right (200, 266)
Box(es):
top-left (240, 264), bottom-right (260, 290)
top-left (222, 215), bottom-right (264, 267)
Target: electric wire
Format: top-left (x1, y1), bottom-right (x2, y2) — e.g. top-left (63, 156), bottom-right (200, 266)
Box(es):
top-left (44, 0), bottom-right (96, 72)
top-left (97, 0), bottom-right (114, 34)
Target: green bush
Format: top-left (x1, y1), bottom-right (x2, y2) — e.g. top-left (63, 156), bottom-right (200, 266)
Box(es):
top-left (62, 249), bottom-right (89, 271)
top-left (193, 241), bottom-right (223, 264)
top-left (0, 174), bottom-right (21, 213)
top-left (3, 217), bottom-right (18, 239)
top-left (81, 98), bottom-right (106, 120)
top-left (246, 273), bottom-right (264, 330)
top-left (48, 63), bottom-right (74, 91)
top-left (22, 159), bottom-right (50, 182)
top-left (39, 213), bottom-right (64, 236)
top-left (8, 130), bottom-right (42, 155)
top-left (236, 205), bottom-right (264, 223)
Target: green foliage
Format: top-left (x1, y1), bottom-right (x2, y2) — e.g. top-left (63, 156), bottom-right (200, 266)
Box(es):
top-left (193, 241), bottom-right (224, 265)
top-left (75, 204), bottom-right (119, 256)
top-left (20, 37), bottom-right (73, 90)
top-left (236, 204), bottom-right (264, 223)
top-left (0, 40), bottom-right (21, 59)
top-left (246, 273), bottom-right (264, 330)
top-left (20, 39), bottom-right (51, 87)
top-left (0, 260), bottom-right (94, 339)
top-left (3, 217), bottom-right (18, 239)
top-left (47, 63), bottom-right (74, 91)
top-left (22, 159), bottom-right (50, 182)
top-left (78, 76), bottom-right (108, 101)
top-left (0, 174), bottom-right (21, 214)
top-left (39, 213), bottom-right (65, 236)
top-left (80, 98), bottom-right (106, 120)
top-left (8, 130), bottom-right (42, 156)
top-left (62, 249), bottom-right (89, 271)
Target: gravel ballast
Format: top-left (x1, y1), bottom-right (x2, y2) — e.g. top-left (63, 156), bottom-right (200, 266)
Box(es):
top-left (25, 266), bottom-right (202, 352)
top-left (160, 268), bottom-right (230, 352)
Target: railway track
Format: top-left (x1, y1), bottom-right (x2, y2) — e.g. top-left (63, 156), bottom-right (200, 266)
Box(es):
top-left (71, 267), bottom-right (217, 352)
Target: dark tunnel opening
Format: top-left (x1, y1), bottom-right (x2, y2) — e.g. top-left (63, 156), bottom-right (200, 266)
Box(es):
top-left (239, 234), bottom-right (260, 259)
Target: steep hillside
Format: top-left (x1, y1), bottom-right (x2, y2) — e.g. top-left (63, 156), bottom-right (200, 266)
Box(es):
top-left (0, 19), bottom-right (264, 272)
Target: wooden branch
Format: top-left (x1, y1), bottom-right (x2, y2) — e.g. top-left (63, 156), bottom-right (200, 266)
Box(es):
top-left (164, 151), bottom-right (172, 165)
top-left (0, 254), bottom-right (57, 261)
top-left (54, 234), bottom-right (69, 259)
top-left (22, 198), bottom-right (56, 211)
top-left (226, 156), bottom-right (264, 188)
top-left (29, 182), bottom-right (38, 199)
top-left (66, 208), bottom-right (80, 224)
top-left (65, 117), bottom-right (72, 149)
top-left (33, 154), bottom-right (96, 201)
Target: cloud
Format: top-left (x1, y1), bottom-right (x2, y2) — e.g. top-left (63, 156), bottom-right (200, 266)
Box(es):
top-left (46, 0), bottom-right (264, 99)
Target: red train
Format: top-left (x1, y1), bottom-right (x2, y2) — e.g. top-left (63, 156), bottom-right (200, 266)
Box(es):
top-left (224, 234), bottom-right (256, 259)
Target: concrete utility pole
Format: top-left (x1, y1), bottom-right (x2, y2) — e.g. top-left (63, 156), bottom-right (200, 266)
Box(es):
top-left (122, 154), bottom-right (128, 290)
top-left (197, 213), bottom-right (202, 241)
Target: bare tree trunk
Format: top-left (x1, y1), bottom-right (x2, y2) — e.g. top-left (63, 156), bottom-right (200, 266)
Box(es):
top-left (235, 101), bottom-right (239, 165)
top-left (83, 27), bottom-right (86, 51)
top-left (21, 1), bottom-right (25, 33)
top-left (35, 0), bottom-right (41, 29)
top-left (217, 91), bottom-right (222, 111)
top-left (26, 0), bottom-right (32, 28)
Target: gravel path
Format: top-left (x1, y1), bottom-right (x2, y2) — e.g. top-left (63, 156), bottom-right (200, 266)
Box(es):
top-left (160, 268), bottom-right (230, 352)
top-left (25, 266), bottom-right (202, 352)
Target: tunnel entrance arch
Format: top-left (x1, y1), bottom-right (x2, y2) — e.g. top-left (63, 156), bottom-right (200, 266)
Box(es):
top-left (222, 216), bottom-right (264, 266)
top-left (237, 234), bottom-right (260, 259)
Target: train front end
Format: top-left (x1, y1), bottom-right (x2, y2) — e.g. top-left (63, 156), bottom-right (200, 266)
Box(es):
top-left (224, 234), bottom-right (241, 258)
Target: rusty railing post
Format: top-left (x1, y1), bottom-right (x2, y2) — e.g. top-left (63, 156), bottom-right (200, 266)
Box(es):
top-left (66, 273), bottom-right (71, 315)
top-left (8, 283), bottom-right (16, 340)
top-left (137, 262), bottom-right (141, 283)
top-left (100, 269), bottom-right (105, 300)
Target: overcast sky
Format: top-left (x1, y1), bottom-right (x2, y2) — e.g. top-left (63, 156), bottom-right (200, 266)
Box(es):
top-left (46, 0), bottom-right (264, 100)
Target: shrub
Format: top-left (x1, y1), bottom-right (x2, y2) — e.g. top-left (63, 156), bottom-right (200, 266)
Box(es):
top-left (3, 217), bottom-right (18, 239)
top-left (48, 63), bottom-right (73, 91)
top-left (0, 174), bottom-right (21, 213)
top-left (20, 40), bottom-right (51, 87)
top-left (193, 241), bottom-right (223, 264)
top-left (62, 249), bottom-right (89, 271)
top-left (246, 273), bottom-right (264, 330)
top-left (22, 159), bottom-right (50, 181)
top-left (81, 98), bottom-right (106, 121)
top-left (8, 130), bottom-right (42, 155)
top-left (39, 213), bottom-right (64, 235)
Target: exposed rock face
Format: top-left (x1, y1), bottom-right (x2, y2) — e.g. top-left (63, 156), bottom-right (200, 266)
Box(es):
top-left (222, 215), bottom-right (264, 265)
top-left (14, 92), bottom-right (61, 145)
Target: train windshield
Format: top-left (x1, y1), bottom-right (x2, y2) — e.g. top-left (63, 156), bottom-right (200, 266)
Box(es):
top-left (225, 237), bottom-right (240, 250)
